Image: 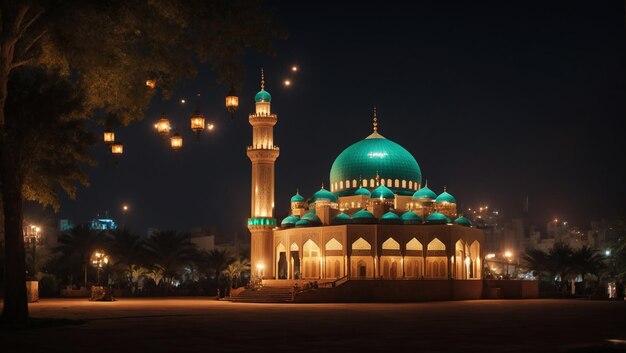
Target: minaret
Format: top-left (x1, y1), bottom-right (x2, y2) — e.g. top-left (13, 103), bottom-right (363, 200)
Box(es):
top-left (247, 68), bottom-right (279, 279)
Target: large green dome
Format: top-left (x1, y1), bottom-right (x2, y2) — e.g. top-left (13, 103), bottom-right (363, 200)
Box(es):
top-left (330, 131), bottom-right (422, 197)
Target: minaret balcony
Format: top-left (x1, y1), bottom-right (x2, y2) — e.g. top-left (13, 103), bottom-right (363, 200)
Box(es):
top-left (247, 147), bottom-right (280, 162)
top-left (249, 113), bottom-right (277, 126)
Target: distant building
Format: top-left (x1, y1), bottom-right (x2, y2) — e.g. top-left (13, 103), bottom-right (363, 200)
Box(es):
top-left (89, 218), bottom-right (117, 231)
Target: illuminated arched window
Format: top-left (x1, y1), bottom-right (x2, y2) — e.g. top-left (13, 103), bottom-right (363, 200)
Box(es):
top-left (351, 237), bottom-right (372, 250)
top-left (370, 178), bottom-right (375, 187)
top-left (352, 179), bottom-right (357, 187)
top-left (406, 238), bottom-right (423, 251)
top-left (387, 179), bottom-right (393, 187)
top-left (402, 180), bottom-right (406, 188)
top-left (394, 179), bottom-right (400, 187)
top-left (325, 238), bottom-right (343, 251)
top-left (339, 181), bottom-right (343, 189)
top-left (363, 179), bottom-right (368, 187)
top-left (409, 181), bottom-right (413, 189)
top-left (382, 237), bottom-right (400, 250)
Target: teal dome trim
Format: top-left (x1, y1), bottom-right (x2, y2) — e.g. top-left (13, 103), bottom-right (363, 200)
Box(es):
top-left (302, 211), bottom-right (321, 225)
top-left (371, 184), bottom-right (395, 199)
top-left (412, 186), bottom-right (437, 200)
top-left (332, 213), bottom-right (352, 225)
top-left (380, 211), bottom-right (402, 224)
top-left (290, 192), bottom-right (305, 203)
top-left (426, 212), bottom-right (448, 224)
top-left (295, 219), bottom-right (312, 227)
top-left (255, 89), bottom-right (271, 103)
top-left (330, 133), bottom-right (422, 197)
top-left (312, 188), bottom-right (338, 203)
top-left (281, 215), bottom-right (299, 226)
top-left (401, 211), bottom-right (422, 224)
top-left (435, 191), bottom-right (457, 204)
top-left (454, 216), bottom-right (472, 227)
top-left (351, 209), bottom-right (377, 224)
top-left (354, 187), bottom-right (372, 197)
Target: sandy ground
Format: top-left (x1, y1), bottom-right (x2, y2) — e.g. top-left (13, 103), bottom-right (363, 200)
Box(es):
top-left (1, 298), bottom-right (625, 353)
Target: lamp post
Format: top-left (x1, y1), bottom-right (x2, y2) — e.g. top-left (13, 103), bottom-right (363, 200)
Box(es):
top-left (504, 251), bottom-right (513, 277)
top-left (91, 251), bottom-right (110, 285)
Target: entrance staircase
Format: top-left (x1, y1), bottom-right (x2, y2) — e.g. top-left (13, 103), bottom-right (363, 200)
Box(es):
top-left (231, 286), bottom-right (294, 303)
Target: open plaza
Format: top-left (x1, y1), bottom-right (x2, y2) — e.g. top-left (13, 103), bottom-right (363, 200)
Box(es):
top-left (1, 298), bottom-right (625, 353)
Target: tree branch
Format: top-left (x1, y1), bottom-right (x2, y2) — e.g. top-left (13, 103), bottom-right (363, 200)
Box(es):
top-left (18, 29), bottom-right (46, 58)
top-left (16, 7), bottom-right (43, 41)
top-left (10, 59), bottom-right (31, 69)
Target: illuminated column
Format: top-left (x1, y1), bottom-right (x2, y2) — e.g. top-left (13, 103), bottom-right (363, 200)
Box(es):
top-left (247, 69), bottom-right (280, 279)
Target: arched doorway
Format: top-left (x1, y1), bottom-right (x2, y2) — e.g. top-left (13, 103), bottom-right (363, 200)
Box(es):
top-left (426, 238), bottom-right (447, 279)
top-left (290, 242), bottom-right (300, 279)
top-left (303, 239), bottom-right (321, 279)
top-left (351, 237), bottom-right (373, 278)
top-left (325, 238), bottom-right (344, 278)
top-left (276, 243), bottom-right (287, 279)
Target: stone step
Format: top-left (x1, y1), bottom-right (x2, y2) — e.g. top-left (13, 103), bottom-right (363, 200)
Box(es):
top-left (231, 286), bottom-right (294, 303)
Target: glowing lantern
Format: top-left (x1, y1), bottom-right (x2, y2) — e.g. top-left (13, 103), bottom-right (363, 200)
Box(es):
top-left (103, 129), bottom-right (115, 144)
top-left (156, 115), bottom-right (171, 136)
top-left (225, 86), bottom-right (238, 119)
top-left (190, 111), bottom-right (205, 135)
top-left (146, 79), bottom-right (156, 88)
top-left (111, 143), bottom-right (123, 155)
top-left (170, 132), bottom-right (183, 151)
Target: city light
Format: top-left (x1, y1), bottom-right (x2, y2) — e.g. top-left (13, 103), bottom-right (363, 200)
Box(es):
top-left (207, 123), bottom-right (215, 131)
top-left (291, 65), bottom-right (298, 72)
top-left (145, 79), bottom-right (156, 88)
top-left (123, 205), bottom-right (129, 211)
top-left (485, 253), bottom-right (496, 259)
top-left (180, 98), bottom-right (186, 104)
top-left (504, 251), bottom-right (512, 258)
top-left (284, 79), bottom-right (291, 86)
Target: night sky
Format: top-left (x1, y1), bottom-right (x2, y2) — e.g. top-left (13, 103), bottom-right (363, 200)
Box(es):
top-left (32, 1), bottom-right (625, 238)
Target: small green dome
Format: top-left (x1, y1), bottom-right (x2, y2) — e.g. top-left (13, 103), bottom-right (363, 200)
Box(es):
top-left (426, 212), bottom-right (448, 224)
top-left (312, 187), bottom-right (338, 203)
top-left (302, 211), bottom-right (321, 225)
top-left (331, 213), bottom-right (352, 225)
top-left (380, 211), bottom-right (402, 224)
top-left (290, 192), bottom-right (305, 203)
top-left (401, 211), bottom-right (422, 224)
top-left (281, 215), bottom-right (299, 228)
top-left (354, 187), bottom-right (372, 197)
top-left (351, 209), bottom-right (377, 224)
top-left (435, 191), bottom-right (456, 204)
top-left (454, 216), bottom-right (472, 227)
top-left (255, 89), bottom-right (271, 103)
top-left (330, 132), bottom-right (422, 197)
top-left (371, 184), bottom-right (395, 199)
top-left (412, 186), bottom-right (437, 200)
top-left (295, 219), bottom-right (312, 228)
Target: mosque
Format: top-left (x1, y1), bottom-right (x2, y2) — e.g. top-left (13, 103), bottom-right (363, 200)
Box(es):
top-left (246, 72), bottom-right (483, 285)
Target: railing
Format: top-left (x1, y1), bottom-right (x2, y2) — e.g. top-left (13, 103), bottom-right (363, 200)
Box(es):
top-left (317, 275), bottom-right (350, 289)
top-left (247, 145), bottom-right (280, 151)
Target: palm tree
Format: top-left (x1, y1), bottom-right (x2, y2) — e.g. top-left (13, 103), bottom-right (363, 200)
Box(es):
top-left (55, 224), bottom-right (105, 287)
top-left (202, 249), bottom-right (235, 292)
top-left (109, 228), bottom-right (146, 293)
top-left (143, 230), bottom-right (197, 291)
top-left (521, 248), bottom-right (550, 281)
top-left (224, 259), bottom-right (250, 289)
top-left (548, 243), bottom-right (574, 294)
top-left (571, 246), bottom-right (606, 294)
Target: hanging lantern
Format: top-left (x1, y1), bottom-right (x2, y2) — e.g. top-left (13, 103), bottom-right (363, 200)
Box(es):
top-left (156, 114), bottom-right (171, 136)
top-left (170, 132), bottom-right (183, 151)
top-left (225, 86), bottom-right (238, 119)
top-left (111, 143), bottom-right (124, 155)
top-left (190, 111), bottom-right (205, 134)
top-left (146, 79), bottom-right (156, 89)
top-left (103, 129), bottom-right (115, 144)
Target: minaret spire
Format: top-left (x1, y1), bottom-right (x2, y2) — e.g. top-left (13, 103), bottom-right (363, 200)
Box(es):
top-left (373, 106), bottom-right (378, 132)
top-left (261, 67), bottom-right (265, 90)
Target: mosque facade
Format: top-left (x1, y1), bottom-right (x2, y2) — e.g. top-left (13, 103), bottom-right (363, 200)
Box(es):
top-left (247, 75), bottom-right (483, 283)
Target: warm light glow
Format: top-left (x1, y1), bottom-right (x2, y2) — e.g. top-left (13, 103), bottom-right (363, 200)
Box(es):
top-left (504, 251), bottom-right (513, 258)
top-left (180, 99), bottom-right (186, 104)
top-left (156, 116), bottom-right (171, 136)
top-left (146, 79), bottom-right (156, 88)
top-left (465, 256), bottom-right (471, 266)
top-left (485, 253), bottom-right (496, 259)
top-left (103, 130), bottom-right (115, 144)
top-left (284, 79), bottom-right (291, 86)
top-left (291, 66), bottom-right (298, 72)
top-left (111, 143), bottom-right (123, 155)
top-left (225, 86), bottom-right (239, 116)
top-left (123, 205), bottom-right (128, 211)
top-left (190, 112), bottom-right (205, 133)
top-left (170, 133), bottom-right (183, 150)
top-left (605, 250), bottom-right (611, 256)
top-left (207, 123), bottom-right (215, 131)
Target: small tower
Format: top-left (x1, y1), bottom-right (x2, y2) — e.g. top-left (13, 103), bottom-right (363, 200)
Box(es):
top-left (247, 68), bottom-right (280, 279)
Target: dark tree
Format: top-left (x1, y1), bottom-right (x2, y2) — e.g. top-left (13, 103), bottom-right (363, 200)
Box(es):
top-left (0, 0), bottom-right (282, 323)
top-left (143, 230), bottom-right (197, 291)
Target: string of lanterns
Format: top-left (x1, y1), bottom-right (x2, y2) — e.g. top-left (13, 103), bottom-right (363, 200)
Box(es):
top-left (103, 81), bottom-right (240, 155)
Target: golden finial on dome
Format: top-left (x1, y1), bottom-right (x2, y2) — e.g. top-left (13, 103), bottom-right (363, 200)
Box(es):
top-left (260, 68), bottom-right (265, 91)
top-left (373, 106), bottom-right (378, 132)
top-left (375, 170), bottom-right (380, 186)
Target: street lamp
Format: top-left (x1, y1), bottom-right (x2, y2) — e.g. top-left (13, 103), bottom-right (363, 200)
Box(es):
top-left (170, 131), bottom-right (183, 151)
top-left (504, 251), bottom-right (513, 277)
top-left (91, 250), bottom-right (110, 285)
top-left (225, 86), bottom-right (239, 119)
top-left (111, 142), bottom-right (124, 155)
top-left (156, 114), bottom-right (171, 136)
top-left (103, 128), bottom-right (115, 144)
top-left (190, 110), bottom-right (205, 138)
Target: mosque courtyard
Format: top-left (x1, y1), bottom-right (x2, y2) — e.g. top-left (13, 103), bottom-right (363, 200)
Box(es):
top-left (1, 298), bottom-right (625, 353)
